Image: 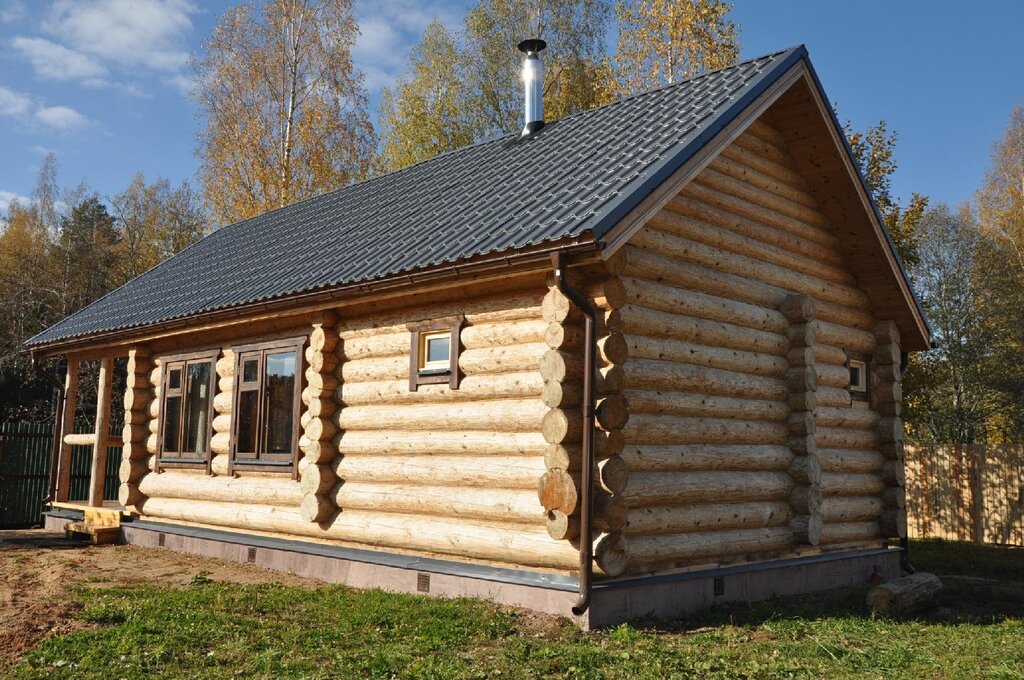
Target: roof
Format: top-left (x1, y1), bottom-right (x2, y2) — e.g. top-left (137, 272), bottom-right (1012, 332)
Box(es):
top-left (29, 45), bottom-right (921, 350)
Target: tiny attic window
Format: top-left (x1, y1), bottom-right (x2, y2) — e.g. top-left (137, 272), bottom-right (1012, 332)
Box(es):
top-left (407, 314), bottom-right (464, 391)
top-left (846, 352), bottom-right (870, 400)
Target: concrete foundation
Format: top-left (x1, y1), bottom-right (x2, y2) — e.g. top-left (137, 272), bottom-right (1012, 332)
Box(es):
top-left (44, 510), bottom-right (902, 628)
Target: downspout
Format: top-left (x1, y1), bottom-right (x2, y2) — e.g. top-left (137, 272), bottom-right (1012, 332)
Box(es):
top-left (31, 352), bottom-right (66, 505)
top-left (550, 251), bottom-right (597, 615)
top-left (898, 351), bottom-right (915, 573)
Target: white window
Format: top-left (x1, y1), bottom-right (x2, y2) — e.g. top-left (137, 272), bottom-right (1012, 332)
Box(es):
top-left (420, 330), bottom-right (452, 372)
top-left (848, 358), bottom-right (868, 393)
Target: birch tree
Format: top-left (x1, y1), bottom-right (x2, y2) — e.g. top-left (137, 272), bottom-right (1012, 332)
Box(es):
top-left (614, 0), bottom-right (739, 95)
top-left (194, 0), bottom-right (375, 225)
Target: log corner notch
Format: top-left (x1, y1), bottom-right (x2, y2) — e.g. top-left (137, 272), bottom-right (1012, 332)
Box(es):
top-left (299, 313), bottom-right (341, 523)
top-left (781, 294), bottom-right (823, 546)
top-left (541, 259), bottom-right (630, 590)
top-left (118, 345), bottom-right (154, 510)
top-left (873, 320), bottom-right (908, 541)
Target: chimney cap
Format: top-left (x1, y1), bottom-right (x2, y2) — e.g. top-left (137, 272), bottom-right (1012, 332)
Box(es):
top-left (517, 38), bottom-right (546, 55)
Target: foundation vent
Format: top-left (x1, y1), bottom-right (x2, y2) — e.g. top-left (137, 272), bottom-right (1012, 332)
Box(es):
top-left (157, 533), bottom-right (166, 547)
top-left (417, 572), bottom-right (431, 593)
top-left (714, 576), bottom-right (725, 597)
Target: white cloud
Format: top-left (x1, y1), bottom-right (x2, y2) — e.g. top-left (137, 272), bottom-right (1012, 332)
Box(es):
top-left (11, 36), bottom-right (108, 81)
top-left (34, 104), bottom-right (90, 130)
top-left (165, 73), bottom-right (194, 97)
top-left (0, 85), bottom-right (32, 117)
top-left (0, 189), bottom-right (31, 213)
top-left (44, 0), bottom-right (199, 73)
top-left (352, 0), bottom-right (463, 93)
top-left (0, 0), bottom-right (26, 25)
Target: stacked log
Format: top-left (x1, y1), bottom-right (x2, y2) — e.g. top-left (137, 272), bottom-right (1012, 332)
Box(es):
top-left (118, 346), bottom-right (153, 510)
top-left (300, 319), bottom-right (341, 522)
top-left (781, 294), bottom-right (822, 545)
top-left (604, 119), bottom-right (898, 572)
top-left (873, 320), bottom-right (908, 540)
top-left (145, 360), bottom-right (162, 457)
top-left (210, 349), bottom-right (234, 458)
top-left (539, 277), bottom-right (629, 565)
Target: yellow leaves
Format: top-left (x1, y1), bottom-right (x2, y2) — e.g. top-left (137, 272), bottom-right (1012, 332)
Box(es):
top-left (194, 0), bottom-right (375, 226)
top-left (615, 0), bottom-right (739, 95)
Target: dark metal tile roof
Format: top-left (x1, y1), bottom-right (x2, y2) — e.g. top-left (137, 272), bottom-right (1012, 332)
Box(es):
top-left (28, 46), bottom-right (806, 348)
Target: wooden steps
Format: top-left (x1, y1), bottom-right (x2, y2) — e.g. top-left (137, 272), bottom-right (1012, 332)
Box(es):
top-left (64, 521), bottom-right (121, 545)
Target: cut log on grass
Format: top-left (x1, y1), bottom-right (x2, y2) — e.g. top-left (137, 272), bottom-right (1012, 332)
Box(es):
top-left (866, 572), bottom-right (943, 616)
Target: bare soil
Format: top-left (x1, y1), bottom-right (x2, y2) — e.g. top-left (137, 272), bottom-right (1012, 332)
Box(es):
top-left (0, 528), bottom-right (318, 664)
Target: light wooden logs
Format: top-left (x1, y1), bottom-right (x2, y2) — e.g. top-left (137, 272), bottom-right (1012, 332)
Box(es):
top-left (625, 390), bottom-right (788, 422)
top-left (624, 414), bottom-right (789, 446)
top-left (546, 495), bottom-right (628, 539)
top-left (625, 334), bottom-right (786, 379)
top-left (818, 448), bottom-right (885, 474)
top-left (693, 167), bottom-right (831, 232)
top-left (64, 433), bottom-right (97, 446)
top-left (821, 496), bottom-right (885, 522)
top-left (620, 444), bottom-right (793, 473)
top-left (867, 573), bottom-right (943, 616)
top-left (89, 357), bottom-right (113, 507)
top-left (342, 372), bottom-right (544, 406)
top-left (336, 430), bottom-right (546, 456)
top-left (333, 454), bottom-right (546, 488)
top-left (816, 427), bottom-right (878, 450)
top-left (610, 303), bottom-right (788, 356)
top-left (606, 244), bottom-right (872, 332)
top-left (630, 224), bottom-right (866, 310)
top-left (820, 473), bottom-right (886, 498)
top-left (137, 497), bottom-right (582, 571)
top-left (628, 526), bottom-right (794, 569)
top-left (544, 432), bottom-right (624, 471)
top-left (624, 357), bottom-right (786, 401)
top-left (338, 293), bottom-right (543, 337)
top-left (328, 482), bottom-right (545, 524)
top-left (595, 530), bottom-right (629, 577)
top-left (120, 349), bottom-right (152, 512)
top-left (819, 521), bottom-right (881, 545)
top-left (627, 501), bottom-right (793, 536)
top-left (623, 470), bottom-right (793, 508)
top-left (337, 399), bottom-right (547, 433)
top-left (873, 320), bottom-right (907, 539)
top-left (138, 470), bottom-right (303, 506)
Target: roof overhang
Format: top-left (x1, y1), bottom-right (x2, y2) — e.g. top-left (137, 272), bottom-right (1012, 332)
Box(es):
top-left (598, 57), bottom-right (932, 352)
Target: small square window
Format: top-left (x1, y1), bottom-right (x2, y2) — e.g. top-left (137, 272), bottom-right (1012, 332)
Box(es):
top-left (407, 315), bottom-right (464, 391)
top-left (421, 331), bottom-right (452, 372)
top-left (849, 360), bottom-right (866, 391)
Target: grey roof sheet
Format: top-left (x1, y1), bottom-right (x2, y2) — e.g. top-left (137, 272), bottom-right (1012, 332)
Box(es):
top-left (28, 46), bottom-right (806, 348)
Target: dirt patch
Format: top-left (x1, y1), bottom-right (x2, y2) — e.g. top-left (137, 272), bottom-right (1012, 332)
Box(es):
top-left (0, 528), bottom-right (320, 664)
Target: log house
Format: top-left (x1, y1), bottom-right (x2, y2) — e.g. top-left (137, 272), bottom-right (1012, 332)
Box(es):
top-left (26, 45), bottom-right (930, 627)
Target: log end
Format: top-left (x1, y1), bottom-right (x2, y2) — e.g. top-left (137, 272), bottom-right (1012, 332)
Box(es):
top-left (867, 572), bottom-right (943, 616)
top-left (594, 530), bottom-right (629, 577)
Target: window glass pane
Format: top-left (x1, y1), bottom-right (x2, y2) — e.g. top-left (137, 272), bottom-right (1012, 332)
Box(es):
top-left (242, 358), bottom-right (258, 383)
top-left (163, 395), bottom-right (182, 453)
top-left (426, 335), bottom-right (450, 365)
top-left (263, 351), bottom-right (296, 454)
top-left (183, 362), bottom-right (212, 454)
top-left (168, 368), bottom-right (182, 390)
top-left (237, 390), bottom-right (259, 454)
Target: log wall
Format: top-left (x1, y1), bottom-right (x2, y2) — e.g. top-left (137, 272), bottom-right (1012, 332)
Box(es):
top-left (608, 118), bottom-right (899, 573)
top-left (129, 284), bottom-right (583, 572)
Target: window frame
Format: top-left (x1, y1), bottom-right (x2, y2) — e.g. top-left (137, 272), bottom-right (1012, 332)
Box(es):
top-left (156, 349), bottom-right (219, 473)
top-left (407, 314), bottom-right (464, 391)
top-left (845, 351), bottom-right (871, 401)
top-left (228, 336), bottom-right (306, 477)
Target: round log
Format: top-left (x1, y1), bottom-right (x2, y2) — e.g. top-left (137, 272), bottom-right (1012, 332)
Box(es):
top-left (818, 448), bottom-right (884, 474)
top-left (213, 391), bottom-right (233, 415)
top-left (300, 492), bottom-right (335, 523)
top-left (790, 484), bottom-right (823, 514)
top-left (118, 483), bottom-right (145, 508)
top-left (121, 423), bottom-right (147, 444)
top-left (309, 325), bottom-right (339, 353)
top-left (816, 407), bottom-right (879, 429)
top-left (816, 363), bottom-right (851, 390)
top-left (821, 496), bottom-right (885, 522)
top-left (789, 513), bottom-right (823, 545)
top-left (544, 433), bottom-right (622, 471)
top-left (139, 497), bottom-right (580, 570)
top-left (817, 386), bottom-right (852, 408)
top-left (145, 433), bottom-right (159, 454)
top-left (625, 333), bottom-right (786, 378)
top-left (879, 508), bottom-right (908, 539)
top-left (305, 350), bottom-right (338, 375)
top-left (789, 456), bottom-right (822, 485)
top-left (337, 293), bottom-right (542, 338)
top-left (336, 430), bottom-right (546, 457)
top-left (819, 521), bottom-right (881, 545)
top-left (540, 350), bottom-right (583, 383)
top-left (609, 304), bottom-right (788, 356)
top-left (598, 365), bottom-right (624, 394)
top-left (538, 470), bottom-right (579, 514)
top-left (332, 482), bottom-right (544, 524)
top-left (881, 460), bottom-right (906, 486)
top-left (546, 510), bottom-right (579, 540)
top-left (542, 409), bottom-right (581, 444)
top-left (542, 288), bottom-right (576, 323)
top-left (821, 473), bottom-right (886, 498)
top-left (707, 152), bottom-right (818, 210)
top-left (545, 322), bottom-right (583, 350)
top-left (306, 396), bottom-right (337, 419)
top-left (598, 455), bottom-right (629, 494)
top-left (627, 501), bottom-right (792, 536)
top-left (334, 453), bottom-right (546, 489)
top-left (119, 457), bottom-right (149, 483)
top-left (624, 470), bottom-right (794, 508)
top-left (299, 435), bottom-right (335, 464)
top-left (596, 394), bottom-right (629, 431)
top-left (624, 414), bottom-right (789, 446)
top-left (816, 427), bottom-right (879, 450)
top-left (341, 355), bottom-right (407, 383)
top-left (304, 417), bottom-right (337, 443)
top-left (627, 526), bottom-right (793, 570)
top-left (867, 573), bottom-right (942, 616)
top-left (598, 332), bottom-right (629, 365)
top-left (542, 380), bottom-right (581, 408)
top-left (337, 399), bottom-right (546, 433)
top-left (620, 444), bottom-right (793, 473)
top-left (693, 167), bottom-right (830, 231)
top-left (625, 389), bottom-right (787, 422)
top-left (211, 432), bottom-right (231, 456)
top-left (300, 462), bottom-right (337, 495)
top-left (461, 319), bottom-right (547, 349)
top-left (138, 470), bottom-right (303, 506)
top-left (210, 414), bottom-right (231, 436)
top-left (462, 343), bottom-right (549, 376)
top-left (595, 530), bottom-right (629, 577)
top-left (816, 321), bottom-right (876, 354)
top-left (625, 358), bottom-right (786, 401)
top-left (341, 372), bottom-right (543, 406)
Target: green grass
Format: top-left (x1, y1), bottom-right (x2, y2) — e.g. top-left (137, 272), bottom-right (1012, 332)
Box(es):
top-left (6, 540), bottom-right (1024, 679)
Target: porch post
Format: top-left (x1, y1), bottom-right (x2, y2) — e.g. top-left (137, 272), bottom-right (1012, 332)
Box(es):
top-left (88, 357), bottom-right (113, 507)
top-left (55, 358), bottom-right (79, 502)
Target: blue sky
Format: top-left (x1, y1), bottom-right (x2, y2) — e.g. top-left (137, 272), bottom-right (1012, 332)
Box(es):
top-left (0, 0), bottom-right (1020, 217)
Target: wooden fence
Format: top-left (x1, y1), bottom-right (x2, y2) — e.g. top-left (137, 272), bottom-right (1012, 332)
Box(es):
top-left (905, 444), bottom-right (1024, 545)
top-left (0, 421), bottom-right (121, 528)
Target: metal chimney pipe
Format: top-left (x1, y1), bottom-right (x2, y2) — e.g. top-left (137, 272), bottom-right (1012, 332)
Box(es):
top-left (518, 38), bottom-right (546, 135)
